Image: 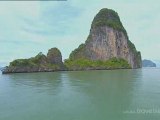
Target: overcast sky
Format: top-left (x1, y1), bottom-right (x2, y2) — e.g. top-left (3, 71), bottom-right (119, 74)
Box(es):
top-left (0, 0), bottom-right (159, 66)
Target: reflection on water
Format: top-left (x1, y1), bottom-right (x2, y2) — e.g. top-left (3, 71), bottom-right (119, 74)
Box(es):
top-left (0, 69), bottom-right (160, 120)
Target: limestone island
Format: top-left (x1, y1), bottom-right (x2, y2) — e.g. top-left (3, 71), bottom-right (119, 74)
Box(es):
top-left (2, 48), bottom-right (65, 74)
top-left (2, 8), bottom-right (142, 74)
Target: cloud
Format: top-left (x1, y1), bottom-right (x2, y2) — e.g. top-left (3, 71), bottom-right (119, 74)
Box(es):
top-left (0, 0), bottom-right (160, 66)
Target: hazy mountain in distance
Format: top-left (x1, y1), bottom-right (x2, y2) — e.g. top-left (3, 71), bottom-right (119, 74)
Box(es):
top-left (142, 59), bottom-right (156, 67)
top-left (152, 60), bottom-right (160, 67)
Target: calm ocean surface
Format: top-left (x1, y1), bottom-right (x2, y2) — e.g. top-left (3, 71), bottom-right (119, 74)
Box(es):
top-left (0, 68), bottom-right (160, 120)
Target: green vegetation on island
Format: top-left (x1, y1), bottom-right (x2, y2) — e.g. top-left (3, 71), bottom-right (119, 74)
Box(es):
top-left (1, 8), bottom-right (142, 74)
top-left (2, 48), bottom-right (64, 74)
top-left (69, 43), bottom-right (86, 60)
top-left (9, 52), bottom-right (60, 70)
top-left (64, 58), bottom-right (131, 70)
top-left (91, 8), bottom-right (128, 37)
top-left (66, 8), bottom-right (141, 69)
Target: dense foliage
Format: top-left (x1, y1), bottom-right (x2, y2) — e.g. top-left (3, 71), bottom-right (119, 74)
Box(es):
top-left (64, 57), bottom-right (131, 70)
top-left (127, 40), bottom-right (136, 52)
top-left (91, 8), bottom-right (128, 36)
top-left (127, 40), bottom-right (142, 68)
top-left (10, 53), bottom-right (45, 67)
top-left (9, 52), bottom-right (60, 69)
top-left (69, 44), bottom-right (86, 60)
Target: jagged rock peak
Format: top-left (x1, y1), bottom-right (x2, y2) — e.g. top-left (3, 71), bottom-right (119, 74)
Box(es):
top-left (67, 8), bottom-right (142, 69)
top-left (91, 8), bottom-right (126, 35)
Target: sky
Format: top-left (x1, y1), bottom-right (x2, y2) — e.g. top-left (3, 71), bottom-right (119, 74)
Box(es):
top-left (0, 0), bottom-right (160, 66)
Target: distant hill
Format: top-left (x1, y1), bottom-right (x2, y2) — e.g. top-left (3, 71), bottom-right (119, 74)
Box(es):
top-left (142, 59), bottom-right (156, 67)
top-left (0, 67), bottom-right (5, 71)
top-left (152, 60), bottom-right (160, 68)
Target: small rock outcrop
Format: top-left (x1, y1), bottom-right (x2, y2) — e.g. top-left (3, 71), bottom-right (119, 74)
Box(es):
top-left (2, 48), bottom-right (64, 74)
top-left (142, 59), bottom-right (156, 67)
top-left (47, 48), bottom-right (63, 65)
top-left (65, 8), bottom-right (142, 70)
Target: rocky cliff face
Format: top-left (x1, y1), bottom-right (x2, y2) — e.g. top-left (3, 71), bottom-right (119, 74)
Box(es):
top-left (69, 8), bottom-right (142, 68)
top-left (47, 48), bottom-right (63, 65)
top-left (2, 48), bottom-right (65, 74)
